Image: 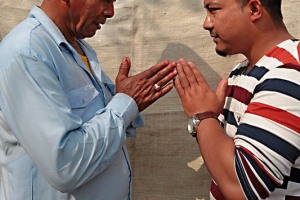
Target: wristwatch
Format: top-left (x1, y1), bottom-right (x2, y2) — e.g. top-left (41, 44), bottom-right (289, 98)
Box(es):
top-left (187, 112), bottom-right (218, 137)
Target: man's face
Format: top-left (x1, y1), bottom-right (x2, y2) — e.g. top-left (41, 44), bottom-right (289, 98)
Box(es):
top-left (203, 0), bottom-right (250, 57)
top-left (69, 0), bottom-right (115, 39)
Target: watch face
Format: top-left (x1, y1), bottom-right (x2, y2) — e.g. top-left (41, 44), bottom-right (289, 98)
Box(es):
top-left (187, 118), bottom-right (194, 134)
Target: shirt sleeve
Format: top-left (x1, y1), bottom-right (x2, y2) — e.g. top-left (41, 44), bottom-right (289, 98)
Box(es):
top-left (233, 66), bottom-right (300, 199)
top-left (0, 49), bottom-right (141, 192)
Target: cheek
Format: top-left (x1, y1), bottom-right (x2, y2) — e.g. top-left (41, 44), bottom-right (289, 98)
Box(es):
top-left (215, 14), bottom-right (242, 37)
top-left (77, 15), bottom-right (95, 30)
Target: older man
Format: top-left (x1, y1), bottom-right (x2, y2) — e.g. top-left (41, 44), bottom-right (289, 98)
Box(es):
top-left (0, 0), bottom-right (177, 199)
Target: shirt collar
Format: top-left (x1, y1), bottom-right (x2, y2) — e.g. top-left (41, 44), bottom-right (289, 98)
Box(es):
top-left (28, 6), bottom-right (93, 55)
top-left (28, 6), bottom-right (98, 70)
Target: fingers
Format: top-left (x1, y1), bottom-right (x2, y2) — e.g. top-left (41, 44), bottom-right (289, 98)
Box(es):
top-left (154, 62), bottom-right (177, 90)
top-left (139, 61), bottom-right (176, 94)
top-left (186, 60), bottom-right (207, 85)
top-left (152, 82), bottom-right (174, 101)
top-left (116, 57), bottom-right (131, 83)
top-left (139, 62), bottom-right (177, 111)
top-left (138, 60), bottom-right (170, 79)
top-left (139, 60), bottom-right (177, 86)
top-left (216, 78), bottom-right (228, 106)
top-left (138, 82), bottom-right (175, 112)
top-left (174, 58), bottom-right (226, 116)
top-left (145, 60), bottom-right (172, 78)
top-left (175, 58), bottom-right (198, 90)
top-left (178, 58), bottom-right (198, 86)
top-left (175, 62), bottom-right (189, 88)
top-left (176, 58), bottom-right (211, 90)
top-left (174, 76), bottom-right (184, 97)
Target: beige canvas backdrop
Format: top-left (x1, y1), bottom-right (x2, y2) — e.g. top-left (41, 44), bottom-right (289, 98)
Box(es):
top-left (1, 0), bottom-right (300, 199)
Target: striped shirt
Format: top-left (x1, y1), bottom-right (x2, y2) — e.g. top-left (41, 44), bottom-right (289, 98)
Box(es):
top-left (211, 39), bottom-right (300, 199)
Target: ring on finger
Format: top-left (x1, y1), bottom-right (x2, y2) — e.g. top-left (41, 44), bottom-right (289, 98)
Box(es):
top-left (154, 83), bottom-right (161, 90)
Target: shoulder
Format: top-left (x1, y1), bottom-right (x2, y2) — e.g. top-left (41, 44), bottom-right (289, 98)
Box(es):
top-left (264, 39), bottom-right (300, 68)
top-left (251, 39), bottom-right (299, 79)
top-left (0, 17), bottom-right (42, 56)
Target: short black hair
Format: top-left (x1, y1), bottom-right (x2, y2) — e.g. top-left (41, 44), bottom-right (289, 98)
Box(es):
top-left (237, 0), bottom-right (283, 20)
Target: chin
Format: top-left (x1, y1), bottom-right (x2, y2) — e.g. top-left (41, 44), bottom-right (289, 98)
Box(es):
top-left (81, 32), bottom-right (97, 39)
top-left (216, 49), bottom-right (228, 57)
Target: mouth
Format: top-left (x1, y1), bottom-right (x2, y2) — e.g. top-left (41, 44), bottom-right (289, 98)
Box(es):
top-left (211, 34), bottom-right (219, 43)
top-left (94, 23), bottom-right (101, 29)
top-left (94, 20), bottom-right (106, 30)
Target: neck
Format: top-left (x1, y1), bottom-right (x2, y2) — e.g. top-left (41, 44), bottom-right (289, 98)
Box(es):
top-left (40, 1), bottom-right (79, 51)
top-left (244, 22), bottom-right (294, 71)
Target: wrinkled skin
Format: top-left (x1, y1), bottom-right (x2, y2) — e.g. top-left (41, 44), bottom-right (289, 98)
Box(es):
top-left (116, 57), bottom-right (177, 112)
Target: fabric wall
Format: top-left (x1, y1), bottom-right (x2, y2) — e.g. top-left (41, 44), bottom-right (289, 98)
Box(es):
top-left (1, 0), bottom-right (300, 199)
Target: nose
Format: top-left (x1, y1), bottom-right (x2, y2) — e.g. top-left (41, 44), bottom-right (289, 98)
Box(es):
top-left (203, 15), bottom-right (213, 31)
top-left (104, 2), bottom-right (115, 18)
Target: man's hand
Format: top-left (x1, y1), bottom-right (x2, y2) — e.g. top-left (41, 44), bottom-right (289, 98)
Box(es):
top-left (174, 58), bottom-right (227, 117)
top-left (115, 57), bottom-right (177, 112)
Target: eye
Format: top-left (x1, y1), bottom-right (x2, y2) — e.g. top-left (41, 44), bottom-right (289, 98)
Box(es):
top-left (204, 5), bottom-right (220, 15)
top-left (208, 7), bottom-right (219, 14)
top-left (210, 8), bottom-right (218, 13)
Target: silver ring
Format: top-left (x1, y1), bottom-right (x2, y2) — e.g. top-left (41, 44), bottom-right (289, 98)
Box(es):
top-left (154, 83), bottom-right (160, 90)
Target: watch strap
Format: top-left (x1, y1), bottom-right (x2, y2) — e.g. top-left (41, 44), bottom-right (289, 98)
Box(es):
top-left (194, 112), bottom-right (218, 121)
top-left (192, 112), bottom-right (219, 137)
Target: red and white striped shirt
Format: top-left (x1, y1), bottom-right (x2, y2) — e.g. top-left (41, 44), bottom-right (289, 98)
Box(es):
top-left (211, 39), bottom-right (300, 199)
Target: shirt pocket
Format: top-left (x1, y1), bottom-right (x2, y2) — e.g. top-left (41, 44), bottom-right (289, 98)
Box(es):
top-left (66, 84), bottom-right (100, 109)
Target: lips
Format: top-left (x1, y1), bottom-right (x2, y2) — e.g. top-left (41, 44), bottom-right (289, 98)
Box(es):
top-left (94, 19), bottom-right (106, 28)
top-left (94, 21), bottom-right (103, 29)
top-left (213, 37), bottom-right (219, 43)
top-left (94, 23), bottom-right (101, 29)
top-left (210, 34), bottom-right (219, 42)
top-left (210, 33), bottom-right (218, 38)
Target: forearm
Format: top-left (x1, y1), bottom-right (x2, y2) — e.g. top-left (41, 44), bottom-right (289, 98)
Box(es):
top-left (197, 118), bottom-right (245, 200)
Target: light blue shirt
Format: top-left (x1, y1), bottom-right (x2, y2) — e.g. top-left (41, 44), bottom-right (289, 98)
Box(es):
top-left (0, 6), bottom-right (143, 200)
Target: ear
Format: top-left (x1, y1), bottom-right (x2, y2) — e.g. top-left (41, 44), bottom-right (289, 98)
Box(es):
top-left (248, 0), bottom-right (263, 22)
top-left (62, 0), bottom-right (70, 6)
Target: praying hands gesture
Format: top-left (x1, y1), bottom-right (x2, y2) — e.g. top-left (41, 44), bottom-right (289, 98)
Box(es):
top-left (174, 58), bottom-right (228, 117)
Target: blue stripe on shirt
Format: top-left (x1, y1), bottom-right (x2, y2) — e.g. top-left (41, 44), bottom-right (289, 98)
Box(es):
top-left (254, 78), bottom-right (300, 100)
top-left (247, 65), bottom-right (269, 80)
top-left (235, 153), bottom-right (259, 200)
top-left (238, 123), bottom-right (299, 163)
top-left (290, 167), bottom-right (300, 183)
top-left (223, 109), bottom-right (238, 127)
top-left (238, 147), bottom-right (279, 192)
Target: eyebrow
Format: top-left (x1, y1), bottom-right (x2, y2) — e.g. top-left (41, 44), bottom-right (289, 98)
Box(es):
top-left (204, 2), bottom-right (220, 9)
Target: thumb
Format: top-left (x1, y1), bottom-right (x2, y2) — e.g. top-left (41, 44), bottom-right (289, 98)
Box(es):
top-left (116, 57), bottom-right (131, 82)
top-left (216, 78), bottom-right (228, 105)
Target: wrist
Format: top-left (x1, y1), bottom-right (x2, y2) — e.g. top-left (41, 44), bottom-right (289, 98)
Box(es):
top-left (187, 112), bottom-right (219, 137)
